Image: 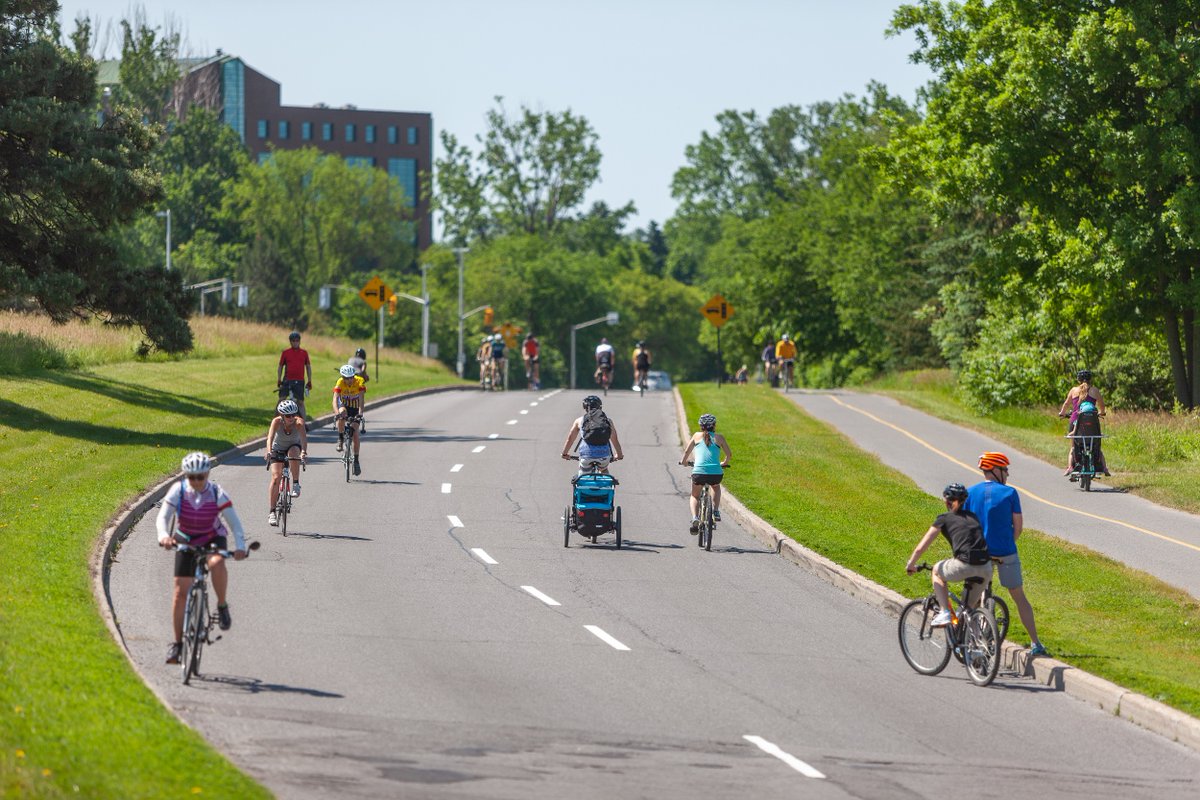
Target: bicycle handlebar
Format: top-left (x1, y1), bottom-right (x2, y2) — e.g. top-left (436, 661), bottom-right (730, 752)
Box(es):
top-left (681, 461), bottom-right (731, 468)
top-left (170, 540), bottom-right (261, 557)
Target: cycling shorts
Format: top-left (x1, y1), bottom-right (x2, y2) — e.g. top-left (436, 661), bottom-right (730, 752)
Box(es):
top-left (268, 447), bottom-right (300, 464)
top-left (175, 536), bottom-right (227, 578)
top-left (691, 473), bottom-right (723, 486)
top-left (597, 361), bottom-right (613, 372)
top-left (339, 405), bottom-right (362, 420)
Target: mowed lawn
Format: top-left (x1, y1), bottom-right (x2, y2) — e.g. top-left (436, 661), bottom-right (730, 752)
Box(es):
top-left (0, 354), bottom-right (458, 798)
top-left (680, 383), bottom-right (1200, 717)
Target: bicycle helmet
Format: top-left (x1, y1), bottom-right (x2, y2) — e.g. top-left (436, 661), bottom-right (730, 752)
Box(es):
top-left (355, 347), bottom-right (367, 358)
top-left (277, 399), bottom-right (298, 416)
top-left (339, 364), bottom-right (357, 378)
top-left (978, 452), bottom-right (1010, 471)
top-left (1076, 369), bottom-right (1092, 382)
top-left (942, 482), bottom-right (968, 501)
top-left (525, 332), bottom-right (533, 340)
top-left (1078, 400), bottom-right (1098, 415)
top-left (181, 452), bottom-right (211, 475)
top-left (636, 340), bottom-right (645, 348)
top-left (781, 333), bottom-right (790, 341)
top-left (582, 395), bottom-right (603, 410)
top-left (289, 331), bottom-right (301, 341)
top-left (698, 413), bottom-right (717, 431)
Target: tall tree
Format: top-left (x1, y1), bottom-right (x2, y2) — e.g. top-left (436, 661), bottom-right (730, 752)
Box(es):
top-left (888, 0), bottom-right (1200, 407)
top-left (0, 1), bottom-right (191, 351)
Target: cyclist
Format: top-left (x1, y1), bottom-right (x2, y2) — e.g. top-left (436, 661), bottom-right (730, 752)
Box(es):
top-left (761, 337), bottom-right (778, 386)
top-left (477, 335), bottom-right (493, 388)
top-left (265, 399), bottom-right (308, 526)
top-left (735, 364), bottom-right (749, 384)
top-left (277, 331), bottom-right (312, 421)
top-left (333, 363), bottom-right (366, 475)
top-left (632, 341), bottom-right (652, 390)
top-left (967, 452), bottom-right (1048, 656)
top-left (594, 337), bottom-right (615, 388)
top-left (774, 334), bottom-right (798, 386)
top-left (490, 333), bottom-right (508, 389)
top-left (523, 333), bottom-right (541, 390)
top-left (905, 483), bottom-right (992, 626)
top-left (1058, 369), bottom-right (1108, 475)
top-left (560, 394), bottom-right (624, 473)
top-left (679, 413), bottom-right (732, 533)
top-left (349, 347), bottom-right (370, 432)
top-left (156, 452), bottom-right (247, 665)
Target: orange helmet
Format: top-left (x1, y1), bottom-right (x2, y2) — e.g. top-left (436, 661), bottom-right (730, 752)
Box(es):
top-left (978, 452), bottom-right (1010, 470)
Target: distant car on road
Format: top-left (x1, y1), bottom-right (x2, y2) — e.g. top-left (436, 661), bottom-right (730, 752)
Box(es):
top-left (633, 370), bottom-right (672, 392)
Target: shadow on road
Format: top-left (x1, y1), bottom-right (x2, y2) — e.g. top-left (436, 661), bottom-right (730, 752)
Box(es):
top-left (284, 531), bottom-right (373, 542)
top-left (355, 479), bottom-right (421, 486)
top-left (197, 673), bottom-right (345, 698)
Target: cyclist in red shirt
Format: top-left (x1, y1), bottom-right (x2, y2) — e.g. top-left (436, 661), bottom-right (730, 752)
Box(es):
top-left (277, 331), bottom-right (312, 421)
top-left (523, 333), bottom-right (541, 390)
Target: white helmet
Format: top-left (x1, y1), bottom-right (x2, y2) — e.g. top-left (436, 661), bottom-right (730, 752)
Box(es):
top-left (277, 399), bottom-right (298, 415)
top-left (781, 333), bottom-right (790, 341)
top-left (181, 452), bottom-right (211, 475)
top-left (339, 364), bottom-right (357, 378)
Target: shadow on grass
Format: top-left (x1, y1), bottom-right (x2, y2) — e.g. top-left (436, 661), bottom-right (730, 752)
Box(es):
top-left (0, 397), bottom-right (236, 452)
top-left (39, 371), bottom-right (269, 427)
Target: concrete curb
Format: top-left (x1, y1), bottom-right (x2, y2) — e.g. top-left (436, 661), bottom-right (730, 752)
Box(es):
top-left (672, 386), bottom-right (1200, 754)
top-left (90, 384), bottom-right (473, 719)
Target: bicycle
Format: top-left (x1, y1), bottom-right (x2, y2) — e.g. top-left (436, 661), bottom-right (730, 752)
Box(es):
top-left (597, 366), bottom-right (612, 396)
top-left (683, 462), bottom-right (729, 552)
top-left (637, 370), bottom-right (649, 397)
top-left (898, 563), bottom-right (1001, 686)
top-left (780, 359), bottom-right (795, 393)
top-left (338, 412), bottom-right (362, 482)
top-left (173, 539), bottom-right (260, 685)
top-left (267, 455), bottom-right (305, 536)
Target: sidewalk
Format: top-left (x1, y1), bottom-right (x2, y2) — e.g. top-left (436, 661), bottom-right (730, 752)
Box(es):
top-left (786, 389), bottom-right (1200, 601)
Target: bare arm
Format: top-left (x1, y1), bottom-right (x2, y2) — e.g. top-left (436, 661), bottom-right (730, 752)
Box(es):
top-left (560, 421), bottom-right (581, 457)
top-left (1094, 389), bottom-right (1106, 415)
top-left (1013, 512), bottom-right (1023, 541)
top-left (906, 526), bottom-right (941, 573)
top-left (716, 433), bottom-right (732, 465)
top-left (265, 417), bottom-right (280, 458)
top-left (277, 358), bottom-right (285, 385)
top-left (680, 433), bottom-right (698, 464)
top-left (305, 358), bottom-right (313, 388)
top-left (609, 424), bottom-right (623, 460)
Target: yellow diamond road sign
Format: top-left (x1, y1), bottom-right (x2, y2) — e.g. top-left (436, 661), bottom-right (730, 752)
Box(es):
top-left (359, 276), bottom-right (392, 311)
top-left (701, 294), bottom-right (734, 328)
top-left (495, 323), bottom-right (524, 349)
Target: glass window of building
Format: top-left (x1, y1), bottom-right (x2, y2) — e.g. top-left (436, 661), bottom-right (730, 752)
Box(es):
top-left (322, 122), bottom-right (333, 141)
top-left (365, 125), bottom-right (376, 143)
top-left (387, 126), bottom-right (398, 144)
top-left (345, 123), bottom-right (356, 142)
top-left (257, 119), bottom-right (268, 138)
top-left (387, 158), bottom-right (418, 207)
top-left (278, 120), bottom-right (289, 139)
top-left (257, 152), bottom-right (271, 165)
top-left (407, 126), bottom-right (419, 145)
top-left (346, 156), bottom-right (375, 168)
top-left (301, 121), bottom-right (312, 141)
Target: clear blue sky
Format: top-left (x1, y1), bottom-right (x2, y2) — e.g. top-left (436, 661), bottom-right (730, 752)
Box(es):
top-left (59, 0), bottom-right (931, 233)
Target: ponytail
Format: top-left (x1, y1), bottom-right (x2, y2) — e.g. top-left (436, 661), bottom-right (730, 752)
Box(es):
top-left (702, 431), bottom-right (712, 447)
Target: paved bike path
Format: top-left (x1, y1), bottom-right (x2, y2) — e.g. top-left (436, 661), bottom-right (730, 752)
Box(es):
top-left (785, 389), bottom-right (1200, 600)
top-left (109, 389), bottom-right (1200, 798)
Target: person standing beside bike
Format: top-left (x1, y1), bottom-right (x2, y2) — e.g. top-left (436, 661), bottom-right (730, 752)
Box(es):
top-left (966, 452), bottom-right (1048, 656)
top-left (156, 452), bottom-right (248, 665)
top-left (905, 483), bottom-right (992, 627)
top-left (277, 331), bottom-right (312, 422)
top-left (266, 399), bottom-right (308, 526)
top-left (679, 413), bottom-right (732, 533)
top-left (560, 395), bottom-right (624, 473)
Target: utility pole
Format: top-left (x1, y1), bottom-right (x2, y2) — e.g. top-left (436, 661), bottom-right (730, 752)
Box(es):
top-left (454, 247), bottom-right (469, 377)
top-left (156, 209), bottom-right (171, 271)
top-left (569, 312), bottom-right (620, 390)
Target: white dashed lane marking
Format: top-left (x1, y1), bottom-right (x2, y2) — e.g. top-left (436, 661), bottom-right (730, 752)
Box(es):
top-left (447, 515), bottom-right (464, 528)
top-left (520, 410), bottom-right (529, 415)
top-left (471, 548), bottom-right (497, 565)
top-left (506, 420), bottom-right (518, 425)
top-left (521, 586), bottom-right (561, 607)
top-left (488, 433), bottom-right (500, 439)
top-left (742, 736), bottom-right (826, 779)
top-left (450, 464), bottom-right (463, 473)
top-left (472, 446), bottom-right (486, 453)
top-left (441, 483), bottom-right (452, 494)
top-left (584, 625), bottom-right (630, 651)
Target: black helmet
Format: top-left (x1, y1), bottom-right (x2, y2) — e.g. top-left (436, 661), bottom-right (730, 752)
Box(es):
top-left (524, 332), bottom-right (533, 340)
top-left (1076, 369), bottom-right (1092, 382)
top-left (942, 483), bottom-right (968, 502)
top-left (288, 331), bottom-right (301, 341)
top-left (582, 395), bottom-right (602, 410)
top-left (355, 347), bottom-right (366, 358)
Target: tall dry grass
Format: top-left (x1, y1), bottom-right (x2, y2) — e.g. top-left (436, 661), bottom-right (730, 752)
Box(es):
top-left (0, 311), bottom-right (435, 372)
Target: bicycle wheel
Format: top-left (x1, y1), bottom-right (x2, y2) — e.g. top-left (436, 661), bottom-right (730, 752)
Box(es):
top-left (182, 584), bottom-right (207, 684)
top-left (984, 595), bottom-right (1010, 643)
top-left (697, 492), bottom-right (709, 548)
top-left (614, 506), bottom-right (622, 549)
top-left (898, 598), bottom-right (952, 675)
top-left (278, 478), bottom-right (289, 537)
top-left (964, 609), bottom-right (1001, 686)
top-left (563, 506), bottom-right (571, 547)
top-left (344, 450), bottom-right (351, 483)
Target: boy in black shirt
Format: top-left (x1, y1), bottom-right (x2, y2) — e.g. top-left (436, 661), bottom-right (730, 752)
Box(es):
top-left (905, 483), bottom-right (993, 627)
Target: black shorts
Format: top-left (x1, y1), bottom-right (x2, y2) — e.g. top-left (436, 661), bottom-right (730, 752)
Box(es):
top-left (339, 405), bottom-right (362, 420)
top-left (636, 359), bottom-right (650, 371)
top-left (268, 447), bottom-right (299, 464)
top-left (174, 536), bottom-right (227, 578)
top-left (597, 361), bottom-right (613, 372)
top-left (279, 380), bottom-right (306, 400)
top-left (691, 473), bottom-right (723, 486)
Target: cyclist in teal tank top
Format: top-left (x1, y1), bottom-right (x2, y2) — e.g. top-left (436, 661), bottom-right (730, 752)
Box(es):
top-left (679, 413), bottom-right (732, 533)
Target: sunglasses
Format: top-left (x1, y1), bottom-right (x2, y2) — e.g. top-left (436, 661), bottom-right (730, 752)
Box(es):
top-left (282, 414), bottom-right (297, 419)
top-left (185, 473), bottom-right (208, 482)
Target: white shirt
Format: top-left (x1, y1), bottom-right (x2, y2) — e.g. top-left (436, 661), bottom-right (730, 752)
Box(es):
top-left (595, 343), bottom-right (614, 358)
top-left (155, 480), bottom-right (247, 551)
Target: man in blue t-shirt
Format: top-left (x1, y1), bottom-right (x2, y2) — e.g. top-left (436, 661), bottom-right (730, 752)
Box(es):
top-left (966, 452), bottom-right (1047, 657)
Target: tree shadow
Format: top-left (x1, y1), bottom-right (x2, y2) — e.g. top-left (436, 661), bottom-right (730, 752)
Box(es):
top-left (197, 673), bottom-right (344, 698)
top-left (0, 397), bottom-right (236, 451)
top-left (39, 371), bottom-right (269, 427)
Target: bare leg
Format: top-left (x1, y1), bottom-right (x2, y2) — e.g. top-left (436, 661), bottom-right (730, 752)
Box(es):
top-left (711, 483), bottom-right (723, 511)
top-left (1008, 585), bottom-right (1040, 645)
top-left (269, 461), bottom-right (282, 510)
top-left (171, 577), bottom-right (192, 641)
top-left (689, 483), bottom-right (701, 517)
top-left (289, 446), bottom-right (301, 482)
top-left (209, 556), bottom-right (229, 605)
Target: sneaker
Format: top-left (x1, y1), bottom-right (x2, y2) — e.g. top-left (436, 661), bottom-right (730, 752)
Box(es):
top-left (268, 511), bottom-right (278, 527)
top-left (165, 641), bottom-right (182, 664)
top-left (930, 609), bottom-right (953, 627)
top-left (217, 604), bottom-right (232, 631)
top-left (713, 509), bottom-right (722, 522)
top-left (689, 518), bottom-right (700, 534)
top-left (1030, 642), bottom-right (1049, 657)
top-left (336, 437), bottom-right (343, 452)
top-left (291, 484), bottom-right (301, 498)
top-left (353, 458), bottom-right (361, 476)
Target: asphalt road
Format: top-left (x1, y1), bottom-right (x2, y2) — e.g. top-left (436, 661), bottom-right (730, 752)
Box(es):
top-left (785, 389), bottom-right (1200, 601)
top-left (110, 388), bottom-right (1200, 798)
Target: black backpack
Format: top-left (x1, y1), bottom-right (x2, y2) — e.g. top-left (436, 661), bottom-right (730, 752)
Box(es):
top-left (580, 409), bottom-right (612, 446)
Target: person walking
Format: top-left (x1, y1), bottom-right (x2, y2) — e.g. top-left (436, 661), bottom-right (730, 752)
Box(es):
top-left (966, 452), bottom-right (1048, 656)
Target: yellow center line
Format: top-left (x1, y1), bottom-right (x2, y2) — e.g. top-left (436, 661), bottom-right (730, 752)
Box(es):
top-left (826, 394), bottom-right (1200, 555)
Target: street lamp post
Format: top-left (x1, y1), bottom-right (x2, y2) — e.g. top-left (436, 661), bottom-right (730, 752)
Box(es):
top-left (570, 312), bottom-right (619, 390)
top-left (155, 209), bottom-right (171, 271)
top-left (453, 247), bottom-right (469, 377)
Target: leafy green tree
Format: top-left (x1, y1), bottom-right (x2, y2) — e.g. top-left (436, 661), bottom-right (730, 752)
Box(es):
top-left (156, 107), bottom-right (248, 246)
top-left (888, 0), bottom-right (1200, 407)
top-left (0, 0), bottom-right (191, 351)
top-left (114, 16), bottom-right (180, 126)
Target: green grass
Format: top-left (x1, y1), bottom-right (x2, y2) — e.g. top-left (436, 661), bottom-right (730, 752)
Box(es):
top-left (867, 369), bottom-right (1200, 514)
top-left (0, 350), bottom-right (462, 798)
top-left (681, 383), bottom-right (1200, 716)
